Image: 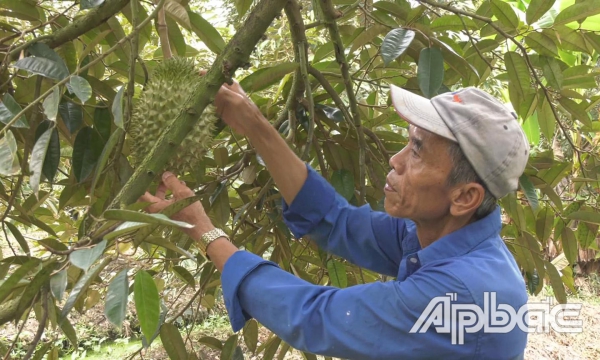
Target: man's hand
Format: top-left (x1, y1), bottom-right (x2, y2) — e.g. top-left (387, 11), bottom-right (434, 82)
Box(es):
top-left (139, 172), bottom-right (214, 240)
top-left (213, 78), bottom-right (265, 137)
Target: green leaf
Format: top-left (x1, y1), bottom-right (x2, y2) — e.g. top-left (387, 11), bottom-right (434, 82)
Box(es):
top-left (243, 320), bottom-right (258, 353)
top-left (134, 270), bottom-right (160, 345)
top-left (91, 128), bottom-right (122, 199)
top-left (567, 211), bottom-right (600, 225)
top-left (504, 51), bottom-right (531, 99)
top-left (72, 127), bottom-right (101, 182)
top-left (165, 0), bottom-right (191, 28)
top-left (112, 86), bottom-right (125, 129)
top-left (160, 323), bottom-right (188, 360)
top-left (537, 96), bottom-right (555, 140)
top-left (166, 17), bottom-right (187, 57)
top-left (417, 47), bottom-right (444, 99)
top-left (198, 336), bottom-right (223, 350)
top-left (16, 260), bottom-right (57, 316)
top-left (349, 25), bottom-right (387, 54)
top-left (61, 257), bottom-right (111, 320)
top-left (0, 93), bottom-right (29, 128)
top-left (519, 174), bottom-right (539, 213)
top-left (221, 335), bottom-right (239, 360)
top-left (105, 268), bottom-right (129, 328)
top-left (430, 15), bottom-right (477, 32)
top-left (29, 127), bottom-right (53, 195)
top-left (42, 127), bottom-right (60, 184)
top-left (214, 146), bottom-right (229, 168)
top-left (327, 259), bottom-right (347, 288)
top-left (81, 0), bottom-right (105, 10)
top-left (544, 261), bottom-right (567, 304)
top-left (103, 210), bottom-right (195, 228)
top-left (50, 269), bottom-right (67, 301)
top-left (5, 221), bottom-right (29, 255)
top-left (13, 57), bottom-right (68, 80)
top-left (173, 265), bottom-right (196, 288)
top-left (380, 28), bottom-right (415, 66)
top-left (555, 0), bottom-right (600, 26)
top-left (187, 11), bottom-right (225, 54)
top-left (59, 315), bottom-right (78, 347)
top-left (527, 0), bottom-right (556, 24)
top-left (525, 32), bottom-right (558, 57)
top-left (144, 236), bottom-right (195, 260)
top-left (490, 0), bottom-right (519, 29)
top-left (42, 87), bottom-right (60, 121)
top-left (576, 222), bottom-right (597, 248)
top-left (262, 336), bottom-right (281, 360)
top-left (535, 206), bottom-right (554, 243)
top-left (240, 62), bottom-right (299, 92)
top-left (541, 57), bottom-right (562, 89)
top-left (522, 112), bottom-right (540, 146)
top-left (68, 75), bottom-right (92, 103)
top-left (104, 221), bottom-right (150, 241)
top-left (463, 39), bottom-right (500, 59)
top-left (0, 130), bottom-right (19, 176)
top-left (331, 169), bottom-right (354, 201)
top-left (69, 239), bottom-right (107, 271)
top-left (558, 97), bottom-right (592, 127)
top-left (561, 227), bottom-right (578, 264)
top-left (235, 0), bottom-right (253, 17)
top-left (26, 43), bottom-right (69, 77)
top-left (0, 259), bottom-right (39, 303)
top-left (58, 101), bottom-right (83, 134)
top-left (31, 342), bottom-right (52, 360)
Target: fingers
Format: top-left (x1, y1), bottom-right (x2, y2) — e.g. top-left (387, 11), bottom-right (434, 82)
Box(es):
top-left (155, 182), bottom-right (168, 200)
top-left (139, 192), bottom-right (166, 213)
top-left (162, 172), bottom-right (194, 198)
top-left (199, 69), bottom-right (207, 76)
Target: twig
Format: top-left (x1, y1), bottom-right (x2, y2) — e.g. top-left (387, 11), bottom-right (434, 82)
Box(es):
top-left (299, 44), bottom-right (315, 160)
top-left (2, 300), bottom-right (35, 360)
top-left (22, 290), bottom-right (48, 360)
top-left (155, 0), bottom-right (172, 59)
top-left (319, 0), bottom-right (367, 204)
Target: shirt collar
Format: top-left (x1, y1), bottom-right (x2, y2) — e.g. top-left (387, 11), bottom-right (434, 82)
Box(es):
top-left (417, 206), bottom-right (502, 266)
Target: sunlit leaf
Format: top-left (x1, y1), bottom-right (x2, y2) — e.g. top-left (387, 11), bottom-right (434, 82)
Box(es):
top-left (81, 0), bottom-right (106, 10)
top-left (240, 62), bottom-right (299, 92)
top-left (327, 259), bottom-right (348, 288)
top-left (165, 0), bottom-right (191, 28)
top-left (187, 11), bottom-right (225, 54)
top-left (103, 210), bottom-right (195, 228)
top-left (70, 239), bottom-right (107, 272)
top-left (235, 0), bottom-right (254, 17)
top-left (172, 266), bottom-right (195, 288)
top-left (567, 211), bottom-right (600, 225)
top-left (0, 130), bottom-right (19, 175)
top-left (112, 86), bottom-right (125, 129)
top-left (527, 0), bottom-right (556, 24)
top-left (0, 93), bottom-right (29, 128)
top-left (68, 75), bottom-right (92, 103)
top-left (29, 127), bottom-right (53, 195)
top-left (490, 0), bottom-right (519, 29)
top-left (380, 28), bottom-right (415, 66)
top-left (50, 269), bottom-right (67, 301)
top-left (540, 56), bottom-right (563, 89)
top-left (0, 259), bottom-right (39, 303)
top-left (5, 221), bottom-right (30, 255)
top-left (555, 0), bottom-right (600, 26)
top-left (42, 87), bottom-right (60, 121)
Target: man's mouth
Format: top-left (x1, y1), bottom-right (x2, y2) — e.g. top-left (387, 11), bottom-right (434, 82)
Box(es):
top-left (385, 178), bottom-right (396, 192)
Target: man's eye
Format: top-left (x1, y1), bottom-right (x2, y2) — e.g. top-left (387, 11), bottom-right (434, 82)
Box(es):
top-left (411, 148), bottom-right (419, 157)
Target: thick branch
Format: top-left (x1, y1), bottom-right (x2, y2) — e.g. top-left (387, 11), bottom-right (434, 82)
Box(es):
top-left (110, 0), bottom-right (289, 208)
top-left (9, 0), bottom-right (130, 60)
top-left (318, 0), bottom-right (367, 204)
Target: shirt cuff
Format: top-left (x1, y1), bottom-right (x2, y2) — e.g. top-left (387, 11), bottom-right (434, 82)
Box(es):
top-left (221, 251), bottom-right (279, 332)
top-left (282, 164), bottom-right (337, 238)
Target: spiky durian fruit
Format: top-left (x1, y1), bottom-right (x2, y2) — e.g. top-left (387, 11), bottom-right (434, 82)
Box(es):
top-left (129, 57), bottom-right (218, 175)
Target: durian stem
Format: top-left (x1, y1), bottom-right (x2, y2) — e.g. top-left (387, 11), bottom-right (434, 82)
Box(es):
top-left (156, 0), bottom-right (172, 59)
top-left (318, 0), bottom-right (367, 205)
top-left (107, 0), bottom-right (290, 210)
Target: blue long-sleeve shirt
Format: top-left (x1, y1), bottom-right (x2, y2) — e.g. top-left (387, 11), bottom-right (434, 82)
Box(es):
top-left (221, 165), bottom-right (528, 359)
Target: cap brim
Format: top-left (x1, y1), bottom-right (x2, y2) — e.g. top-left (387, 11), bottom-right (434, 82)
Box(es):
top-left (389, 85), bottom-right (457, 142)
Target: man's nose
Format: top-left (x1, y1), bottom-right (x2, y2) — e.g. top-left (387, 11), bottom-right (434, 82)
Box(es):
top-left (389, 148), bottom-right (407, 174)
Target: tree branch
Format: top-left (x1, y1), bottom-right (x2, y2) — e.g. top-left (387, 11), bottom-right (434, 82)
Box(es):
top-left (22, 289), bottom-right (48, 360)
top-left (8, 0), bottom-right (131, 61)
top-left (318, 0), bottom-right (367, 205)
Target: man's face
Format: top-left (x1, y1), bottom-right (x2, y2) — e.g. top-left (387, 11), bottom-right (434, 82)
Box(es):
top-left (384, 125), bottom-right (455, 222)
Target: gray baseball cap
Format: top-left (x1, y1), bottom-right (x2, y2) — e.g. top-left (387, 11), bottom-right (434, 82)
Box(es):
top-left (389, 85), bottom-right (529, 199)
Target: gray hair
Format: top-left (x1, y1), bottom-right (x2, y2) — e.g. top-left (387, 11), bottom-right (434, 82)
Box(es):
top-left (446, 142), bottom-right (497, 220)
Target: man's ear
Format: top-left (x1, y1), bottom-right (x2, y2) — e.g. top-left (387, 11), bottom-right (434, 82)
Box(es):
top-left (449, 183), bottom-right (485, 217)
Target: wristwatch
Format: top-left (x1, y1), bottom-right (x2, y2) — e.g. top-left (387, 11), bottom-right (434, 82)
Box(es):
top-left (199, 228), bottom-right (230, 258)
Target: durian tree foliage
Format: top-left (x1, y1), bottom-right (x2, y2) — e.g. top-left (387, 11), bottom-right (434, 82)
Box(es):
top-left (0, 0), bottom-right (599, 358)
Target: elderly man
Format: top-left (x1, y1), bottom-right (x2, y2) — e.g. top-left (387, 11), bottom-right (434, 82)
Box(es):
top-left (141, 82), bottom-right (530, 359)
